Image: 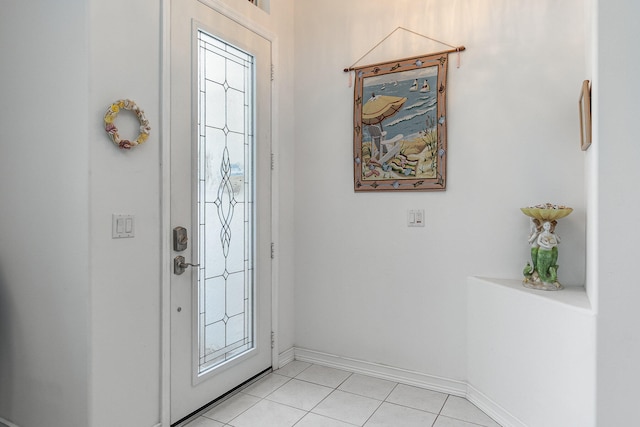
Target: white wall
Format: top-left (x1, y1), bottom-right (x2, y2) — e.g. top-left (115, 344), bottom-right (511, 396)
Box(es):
top-left (0, 2), bottom-right (90, 426)
top-left (293, 0), bottom-right (586, 382)
top-left (584, 0), bottom-right (598, 313)
top-left (0, 0), bottom-right (296, 426)
top-left (88, 0), bottom-right (162, 425)
top-left (595, 0), bottom-right (640, 423)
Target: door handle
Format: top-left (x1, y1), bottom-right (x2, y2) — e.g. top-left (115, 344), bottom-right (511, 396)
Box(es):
top-left (174, 255), bottom-right (200, 275)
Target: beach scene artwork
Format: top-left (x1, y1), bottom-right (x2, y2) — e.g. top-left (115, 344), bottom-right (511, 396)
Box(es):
top-left (353, 53), bottom-right (448, 191)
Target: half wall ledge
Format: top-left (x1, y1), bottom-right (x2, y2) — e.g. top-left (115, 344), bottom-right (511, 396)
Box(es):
top-left (470, 276), bottom-right (593, 314)
top-left (467, 276), bottom-right (596, 427)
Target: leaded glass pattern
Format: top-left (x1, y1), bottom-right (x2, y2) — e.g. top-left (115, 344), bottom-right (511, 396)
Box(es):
top-left (197, 30), bottom-right (255, 375)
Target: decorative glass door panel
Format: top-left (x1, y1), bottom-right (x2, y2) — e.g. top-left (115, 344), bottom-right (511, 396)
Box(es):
top-left (197, 30), bottom-right (255, 375)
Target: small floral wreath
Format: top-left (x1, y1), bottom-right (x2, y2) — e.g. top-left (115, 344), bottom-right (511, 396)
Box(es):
top-left (104, 99), bottom-right (151, 149)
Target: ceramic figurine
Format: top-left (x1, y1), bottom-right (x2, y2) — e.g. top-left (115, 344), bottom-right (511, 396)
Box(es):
top-left (521, 203), bottom-right (572, 291)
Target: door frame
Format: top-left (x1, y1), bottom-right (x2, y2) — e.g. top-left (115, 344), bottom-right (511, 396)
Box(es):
top-left (160, 0), bottom-right (280, 424)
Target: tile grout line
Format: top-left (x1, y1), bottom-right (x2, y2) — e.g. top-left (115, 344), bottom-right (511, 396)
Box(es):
top-left (302, 370), bottom-right (353, 422)
top-left (436, 394), bottom-right (499, 427)
top-left (290, 367), bottom-right (361, 427)
top-left (207, 391), bottom-right (262, 426)
top-left (440, 394), bottom-right (451, 415)
top-left (260, 365), bottom-right (356, 426)
top-left (429, 394), bottom-right (451, 427)
top-left (229, 364), bottom-right (315, 424)
top-left (360, 397), bottom-right (386, 427)
top-left (297, 366), bottom-right (393, 427)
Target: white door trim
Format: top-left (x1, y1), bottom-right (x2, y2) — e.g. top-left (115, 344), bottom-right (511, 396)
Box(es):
top-left (160, 0), bottom-right (280, 424)
top-left (160, 1), bottom-right (171, 425)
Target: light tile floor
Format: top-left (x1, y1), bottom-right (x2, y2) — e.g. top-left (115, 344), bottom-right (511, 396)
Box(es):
top-left (182, 361), bottom-right (502, 427)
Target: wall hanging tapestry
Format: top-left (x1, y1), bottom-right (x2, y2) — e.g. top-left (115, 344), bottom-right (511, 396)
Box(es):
top-left (346, 28), bottom-right (464, 192)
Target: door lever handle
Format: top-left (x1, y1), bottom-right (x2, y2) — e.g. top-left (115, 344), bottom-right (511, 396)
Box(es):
top-left (174, 255), bottom-right (200, 275)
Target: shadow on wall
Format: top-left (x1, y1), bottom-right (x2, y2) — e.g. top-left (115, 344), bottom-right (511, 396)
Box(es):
top-left (0, 264), bottom-right (15, 426)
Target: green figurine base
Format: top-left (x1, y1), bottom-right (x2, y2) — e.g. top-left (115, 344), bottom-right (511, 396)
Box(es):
top-left (522, 270), bottom-right (563, 291)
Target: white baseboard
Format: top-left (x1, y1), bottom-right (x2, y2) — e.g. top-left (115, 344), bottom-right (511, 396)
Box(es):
top-left (0, 416), bottom-right (162, 427)
top-left (277, 347), bottom-right (295, 369)
top-left (467, 383), bottom-right (527, 427)
top-left (292, 347), bottom-right (467, 397)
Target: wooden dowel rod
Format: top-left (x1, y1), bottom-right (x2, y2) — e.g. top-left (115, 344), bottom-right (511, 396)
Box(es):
top-left (344, 46), bottom-right (466, 72)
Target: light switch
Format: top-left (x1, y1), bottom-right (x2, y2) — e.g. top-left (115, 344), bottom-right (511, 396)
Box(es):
top-left (407, 209), bottom-right (425, 227)
top-left (112, 214), bottom-right (135, 238)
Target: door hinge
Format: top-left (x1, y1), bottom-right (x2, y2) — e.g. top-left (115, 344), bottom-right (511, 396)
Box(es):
top-left (271, 64), bottom-right (275, 81)
top-left (271, 153), bottom-right (275, 171)
top-left (271, 331), bottom-right (275, 349)
top-left (271, 242), bottom-right (275, 259)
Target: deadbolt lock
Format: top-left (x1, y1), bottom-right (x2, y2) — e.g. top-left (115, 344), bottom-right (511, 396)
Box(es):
top-left (173, 226), bottom-right (188, 251)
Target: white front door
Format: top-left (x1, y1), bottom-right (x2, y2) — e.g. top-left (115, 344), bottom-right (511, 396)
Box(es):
top-left (169, 0), bottom-right (272, 423)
